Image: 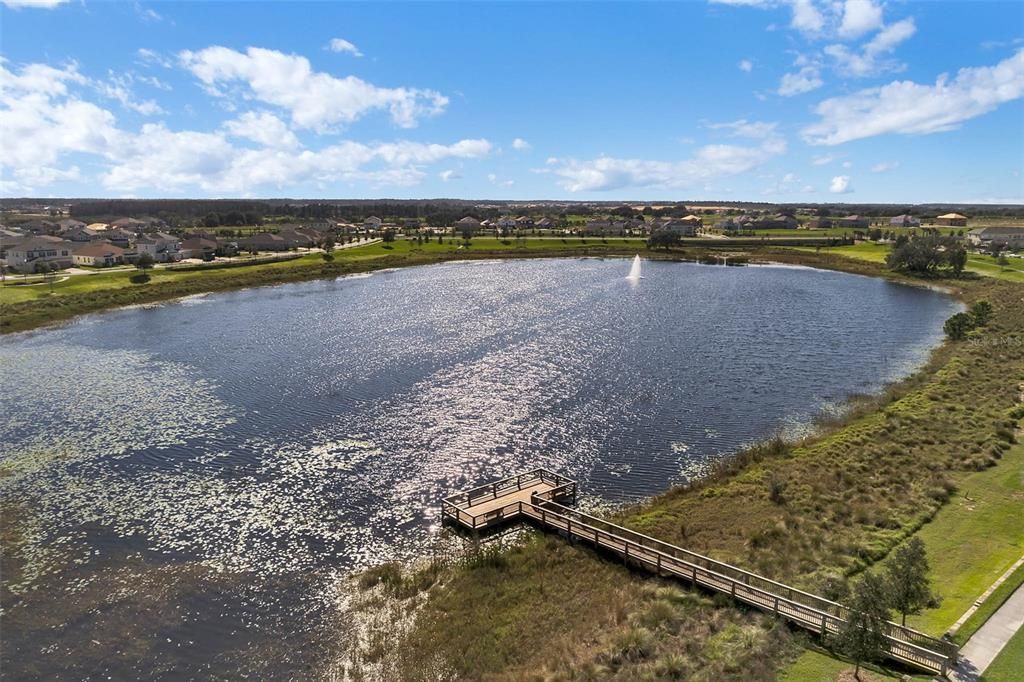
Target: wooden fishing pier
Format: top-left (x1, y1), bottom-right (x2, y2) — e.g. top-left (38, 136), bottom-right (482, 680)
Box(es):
top-left (441, 469), bottom-right (957, 677)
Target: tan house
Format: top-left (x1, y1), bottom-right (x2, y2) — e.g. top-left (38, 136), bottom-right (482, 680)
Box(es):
top-left (936, 213), bottom-right (968, 227)
top-left (72, 241), bottom-right (127, 267)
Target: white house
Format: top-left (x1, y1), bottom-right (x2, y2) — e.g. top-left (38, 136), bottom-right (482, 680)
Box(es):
top-left (967, 227), bottom-right (1024, 249)
top-left (136, 232), bottom-right (182, 262)
top-left (4, 235), bottom-right (74, 272)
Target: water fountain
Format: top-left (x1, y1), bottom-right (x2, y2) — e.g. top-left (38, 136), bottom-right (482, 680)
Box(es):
top-left (627, 255), bottom-right (642, 281)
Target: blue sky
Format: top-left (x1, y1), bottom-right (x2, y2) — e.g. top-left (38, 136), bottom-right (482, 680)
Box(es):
top-left (1, 0), bottom-right (1022, 202)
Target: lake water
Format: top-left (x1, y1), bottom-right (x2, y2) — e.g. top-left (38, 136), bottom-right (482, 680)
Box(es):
top-left (0, 257), bottom-right (960, 678)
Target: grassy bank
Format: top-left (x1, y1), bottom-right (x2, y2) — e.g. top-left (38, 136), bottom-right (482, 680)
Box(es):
top-left (0, 238), bottom-right (651, 334)
top-left (342, 249), bottom-right (1024, 680)
top-left (984, 626), bottom-right (1024, 681)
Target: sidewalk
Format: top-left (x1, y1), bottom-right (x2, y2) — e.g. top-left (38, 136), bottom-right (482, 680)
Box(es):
top-left (952, 584), bottom-right (1024, 681)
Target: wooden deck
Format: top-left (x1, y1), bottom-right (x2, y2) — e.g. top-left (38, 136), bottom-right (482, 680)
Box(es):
top-left (440, 469), bottom-right (958, 677)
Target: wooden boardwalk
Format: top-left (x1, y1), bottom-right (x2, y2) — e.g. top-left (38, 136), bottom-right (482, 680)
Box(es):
top-left (441, 469), bottom-right (957, 677)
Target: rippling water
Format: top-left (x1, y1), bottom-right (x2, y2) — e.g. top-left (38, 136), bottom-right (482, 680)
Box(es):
top-left (0, 258), bottom-right (960, 678)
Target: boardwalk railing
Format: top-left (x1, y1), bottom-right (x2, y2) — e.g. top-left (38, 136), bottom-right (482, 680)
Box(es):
top-left (519, 498), bottom-right (956, 676)
top-left (439, 471), bottom-right (956, 676)
top-left (440, 468), bottom-right (575, 529)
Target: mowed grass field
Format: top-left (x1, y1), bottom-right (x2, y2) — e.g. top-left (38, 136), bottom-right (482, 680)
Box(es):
top-left (797, 242), bottom-right (1024, 283)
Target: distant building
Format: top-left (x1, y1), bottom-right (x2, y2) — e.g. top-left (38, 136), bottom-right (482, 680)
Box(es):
top-left (515, 216), bottom-right (535, 228)
top-left (656, 219), bottom-right (698, 237)
top-left (535, 217), bottom-right (554, 229)
top-left (936, 213), bottom-right (968, 227)
top-left (967, 227), bottom-right (1024, 249)
top-left (838, 215), bottom-right (870, 229)
top-left (58, 219), bottom-right (87, 232)
top-left (889, 214), bottom-right (920, 228)
top-left (584, 219), bottom-right (624, 236)
top-left (680, 214), bottom-right (704, 229)
top-left (806, 218), bottom-right (833, 229)
top-left (455, 216), bottom-right (481, 234)
top-left (72, 241), bottom-right (127, 267)
top-left (363, 216), bottom-right (383, 229)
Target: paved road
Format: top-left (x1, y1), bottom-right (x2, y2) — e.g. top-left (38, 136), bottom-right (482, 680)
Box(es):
top-left (953, 584), bottom-right (1024, 681)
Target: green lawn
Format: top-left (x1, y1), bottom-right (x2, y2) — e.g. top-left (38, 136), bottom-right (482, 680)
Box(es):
top-left (983, 625), bottom-right (1024, 681)
top-left (953, 563), bottom-right (1024, 646)
top-left (907, 440), bottom-right (1024, 635)
top-left (783, 436), bottom-right (1024, 680)
top-left (795, 243), bottom-right (1024, 283)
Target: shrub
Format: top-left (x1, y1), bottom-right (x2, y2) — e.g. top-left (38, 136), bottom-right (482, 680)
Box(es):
top-left (129, 273), bottom-right (151, 284)
top-left (944, 312), bottom-right (975, 340)
top-left (970, 300), bottom-right (993, 326)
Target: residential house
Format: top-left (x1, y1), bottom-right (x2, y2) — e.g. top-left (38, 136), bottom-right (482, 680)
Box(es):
top-left (889, 214), bottom-right (920, 228)
top-left (136, 232), bottom-right (182, 262)
top-left (4, 235), bottom-right (74, 272)
top-left (277, 228), bottom-right (317, 248)
top-left (179, 237), bottom-right (219, 259)
top-left (496, 216), bottom-right (517, 230)
top-left (72, 241), bottom-right (126, 267)
top-left (936, 213), bottom-right (968, 227)
top-left (58, 219), bottom-right (87, 232)
top-left (86, 223), bottom-right (109, 232)
top-left (656, 219), bottom-right (698, 237)
top-left (967, 227), bottom-right (1024, 249)
top-left (536, 217), bottom-right (554, 229)
top-left (63, 226), bottom-right (103, 243)
top-left (20, 220), bottom-right (59, 235)
top-left (363, 216), bottom-right (383, 230)
top-left (455, 216), bottom-right (481, 234)
top-left (806, 218), bottom-right (833, 229)
top-left (104, 229), bottom-right (137, 249)
top-left (680, 214), bottom-right (704, 230)
top-left (838, 215), bottom-right (870, 229)
top-left (515, 216), bottom-right (535, 229)
top-left (238, 232), bottom-right (291, 252)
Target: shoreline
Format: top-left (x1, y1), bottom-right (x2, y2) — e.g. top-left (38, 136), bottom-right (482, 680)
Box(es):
top-left (0, 241), bottom-right (967, 337)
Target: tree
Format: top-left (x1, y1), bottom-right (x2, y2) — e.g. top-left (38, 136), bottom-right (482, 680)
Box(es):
top-left (970, 300), bottom-right (993, 326)
top-left (136, 252), bottom-right (155, 271)
top-left (943, 312), bottom-right (975, 340)
top-left (883, 538), bottom-right (938, 626)
top-left (321, 236), bottom-right (336, 261)
top-left (837, 572), bottom-right (891, 680)
top-left (381, 229), bottom-right (396, 243)
top-left (947, 244), bottom-right (967, 275)
top-left (647, 232), bottom-right (681, 250)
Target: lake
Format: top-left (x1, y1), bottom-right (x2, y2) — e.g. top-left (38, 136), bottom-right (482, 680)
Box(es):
top-left (0, 257), bottom-right (961, 678)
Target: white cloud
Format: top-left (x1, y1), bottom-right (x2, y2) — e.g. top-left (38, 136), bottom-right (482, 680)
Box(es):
top-left (790, 0), bottom-right (825, 35)
top-left (95, 71), bottom-right (164, 115)
top-left (738, 59), bottom-right (753, 72)
top-left (179, 46), bottom-right (448, 131)
top-left (0, 0), bottom-right (68, 8)
top-left (707, 119), bottom-right (778, 139)
top-left (224, 111), bottom-right (300, 148)
top-left (804, 49), bottom-right (1024, 145)
top-left (511, 137), bottom-right (530, 150)
top-left (841, 160), bottom-right (852, 168)
top-left (136, 48), bottom-right (174, 69)
top-left (0, 57), bottom-right (491, 195)
top-left (871, 160), bottom-right (899, 172)
top-left (327, 38), bottom-right (363, 57)
top-left (830, 175), bottom-right (852, 193)
top-left (825, 18), bottom-right (916, 76)
top-left (812, 153), bottom-right (835, 165)
top-left (778, 65), bottom-right (823, 96)
top-left (837, 0), bottom-right (883, 40)
top-left (543, 134), bottom-right (786, 192)
top-left (439, 169), bottom-right (461, 182)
